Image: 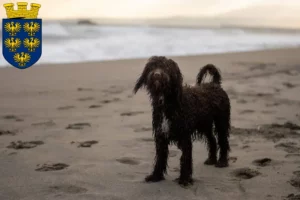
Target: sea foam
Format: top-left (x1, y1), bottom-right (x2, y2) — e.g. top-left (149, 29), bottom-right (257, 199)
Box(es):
top-left (1, 21), bottom-right (300, 67)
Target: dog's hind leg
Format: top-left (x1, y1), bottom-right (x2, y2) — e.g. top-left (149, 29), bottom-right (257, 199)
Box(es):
top-left (176, 136), bottom-right (194, 186)
top-left (214, 116), bottom-right (230, 168)
top-left (202, 125), bottom-right (217, 165)
top-left (145, 136), bottom-right (169, 182)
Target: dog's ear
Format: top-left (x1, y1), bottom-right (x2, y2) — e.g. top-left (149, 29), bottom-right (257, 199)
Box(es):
top-left (133, 71), bottom-right (146, 94)
top-left (133, 56), bottom-right (159, 94)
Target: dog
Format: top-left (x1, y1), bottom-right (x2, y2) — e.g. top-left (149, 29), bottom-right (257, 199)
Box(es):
top-left (133, 56), bottom-right (231, 186)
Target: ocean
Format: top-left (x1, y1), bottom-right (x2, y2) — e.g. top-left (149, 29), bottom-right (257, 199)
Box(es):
top-left (1, 21), bottom-right (300, 67)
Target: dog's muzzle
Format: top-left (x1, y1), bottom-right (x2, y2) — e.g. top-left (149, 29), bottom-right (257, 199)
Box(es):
top-left (153, 71), bottom-right (161, 79)
top-left (147, 69), bottom-right (169, 93)
top-left (152, 71), bottom-right (162, 88)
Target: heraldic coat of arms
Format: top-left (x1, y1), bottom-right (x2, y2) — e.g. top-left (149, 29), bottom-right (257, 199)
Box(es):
top-left (2, 2), bottom-right (42, 69)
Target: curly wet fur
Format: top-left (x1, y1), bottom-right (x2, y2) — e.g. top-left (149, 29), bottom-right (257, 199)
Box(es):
top-left (133, 56), bottom-right (231, 186)
top-left (196, 64), bottom-right (222, 85)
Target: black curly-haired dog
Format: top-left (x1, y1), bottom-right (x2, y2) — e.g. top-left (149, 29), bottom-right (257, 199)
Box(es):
top-left (133, 56), bottom-right (231, 186)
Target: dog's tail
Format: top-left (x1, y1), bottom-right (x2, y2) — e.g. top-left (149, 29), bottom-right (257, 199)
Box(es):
top-left (196, 64), bottom-right (222, 85)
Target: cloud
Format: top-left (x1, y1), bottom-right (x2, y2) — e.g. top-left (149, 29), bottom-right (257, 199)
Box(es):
top-left (1, 0), bottom-right (299, 19)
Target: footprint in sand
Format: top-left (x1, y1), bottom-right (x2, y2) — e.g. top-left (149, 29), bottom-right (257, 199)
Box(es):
top-left (248, 63), bottom-right (275, 71)
top-left (266, 102), bottom-right (281, 107)
top-left (134, 127), bottom-right (152, 132)
top-left (252, 158), bottom-right (272, 167)
top-left (239, 109), bottom-right (255, 114)
top-left (7, 140), bottom-right (44, 149)
top-left (229, 140), bottom-right (239, 147)
top-left (116, 157), bottom-right (140, 165)
top-left (99, 98), bottom-right (121, 104)
top-left (102, 86), bottom-right (124, 95)
top-left (276, 117), bottom-right (287, 121)
top-left (31, 120), bottom-right (56, 127)
top-left (231, 126), bottom-right (253, 136)
top-left (0, 129), bottom-right (16, 136)
top-left (274, 88), bottom-right (281, 93)
top-left (117, 172), bottom-right (138, 181)
top-left (229, 157), bottom-right (238, 163)
top-left (253, 93), bottom-right (273, 98)
top-left (78, 97), bottom-right (95, 101)
top-left (242, 145), bottom-right (250, 149)
top-left (275, 142), bottom-right (300, 153)
top-left (71, 140), bottom-right (98, 148)
top-left (271, 122), bottom-right (300, 130)
top-left (289, 175), bottom-right (300, 189)
top-left (3, 115), bottom-right (16, 120)
top-left (137, 137), bottom-right (154, 142)
top-left (261, 110), bottom-right (276, 114)
top-left (77, 87), bottom-right (93, 91)
top-left (57, 106), bottom-right (75, 110)
top-left (282, 82), bottom-right (297, 89)
top-left (66, 123), bottom-right (91, 130)
top-left (265, 194), bottom-right (273, 199)
top-left (88, 105), bottom-right (102, 109)
top-left (285, 154), bottom-right (300, 159)
top-left (293, 171), bottom-right (300, 176)
top-left (265, 133), bottom-right (285, 143)
top-left (36, 163), bottom-right (69, 172)
top-left (120, 111), bottom-right (145, 117)
top-left (2, 115), bottom-right (23, 122)
top-left (284, 194), bottom-right (300, 200)
top-left (231, 168), bottom-right (261, 179)
top-left (236, 99), bottom-right (247, 104)
top-left (256, 123), bottom-right (300, 142)
top-left (8, 152), bottom-right (18, 156)
top-left (49, 184), bottom-right (88, 194)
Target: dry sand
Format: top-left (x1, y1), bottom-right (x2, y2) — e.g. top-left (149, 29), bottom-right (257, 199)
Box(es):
top-left (0, 48), bottom-right (300, 200)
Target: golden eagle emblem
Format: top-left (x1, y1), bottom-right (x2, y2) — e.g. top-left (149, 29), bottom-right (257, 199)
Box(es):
top-left (4, 22), bottom-right (21, 36)
top-left (23, 37), bottom-right (40, 52)
top-left (4, 37), bottom-right (21, 52)
top-left (23, 21), bottom-right (40, 36)
top-left (13, 52), bottom-right (31, 67)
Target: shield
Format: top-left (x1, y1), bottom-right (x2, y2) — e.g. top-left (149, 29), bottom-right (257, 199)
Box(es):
top-left (2, 18), bottom-right (42, 69)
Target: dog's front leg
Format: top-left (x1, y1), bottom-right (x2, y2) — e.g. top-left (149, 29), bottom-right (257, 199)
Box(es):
top-left (145, 135), bottom-right (169, 182)
top-left (177, 137), bottom-right (193, 186)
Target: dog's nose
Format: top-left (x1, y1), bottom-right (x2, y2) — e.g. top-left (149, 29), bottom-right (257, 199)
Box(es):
top-left (153, 71), bottom-right (161, 78)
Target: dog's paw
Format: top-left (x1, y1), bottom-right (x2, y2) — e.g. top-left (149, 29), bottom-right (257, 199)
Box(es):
top-left (215, 160), bottom-right (229, 168)
top-left (145, 174), bottom-right (165, 182)
top-left (204, 157), bottom-right (217, 165)
top-left (174, 177), bottom-right (194, 187)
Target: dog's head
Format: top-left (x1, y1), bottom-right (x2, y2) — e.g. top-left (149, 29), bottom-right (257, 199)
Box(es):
top-left (133, 56), bottom-right (183, 100)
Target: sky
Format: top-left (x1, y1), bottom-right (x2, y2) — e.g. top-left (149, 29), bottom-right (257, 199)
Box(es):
top-left (1, 0), bottom-right (300, 19)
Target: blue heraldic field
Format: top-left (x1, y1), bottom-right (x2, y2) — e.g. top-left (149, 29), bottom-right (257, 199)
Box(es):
top-left (2, 18), bottom-right (42, 69)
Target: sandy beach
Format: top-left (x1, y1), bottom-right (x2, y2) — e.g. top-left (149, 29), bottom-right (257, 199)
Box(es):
top-left (0, 48), bottom-right (300, 200)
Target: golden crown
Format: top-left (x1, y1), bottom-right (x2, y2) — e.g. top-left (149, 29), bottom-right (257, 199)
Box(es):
top-left (3, 2), bottom-right (41, 19)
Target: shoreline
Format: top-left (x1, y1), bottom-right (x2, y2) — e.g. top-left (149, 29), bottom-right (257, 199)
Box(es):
top-left (1, 46), bottom-right (299, 70)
